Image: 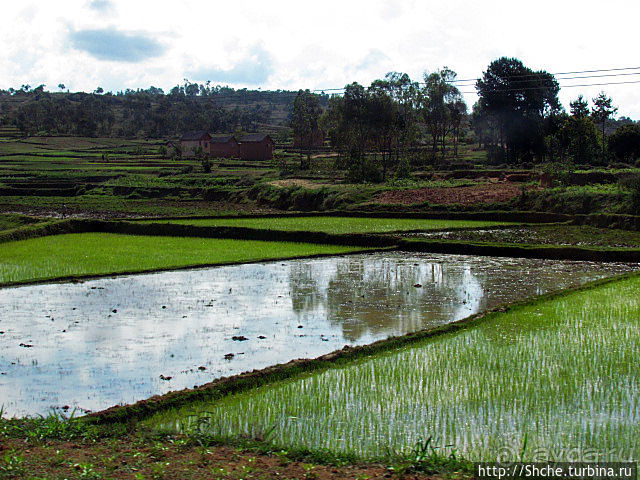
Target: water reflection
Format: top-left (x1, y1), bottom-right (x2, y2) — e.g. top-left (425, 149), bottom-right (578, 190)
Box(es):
top-left (0, 253), bottom-right (635, 417)
top-left (289, 254), bottom-right (630, 342)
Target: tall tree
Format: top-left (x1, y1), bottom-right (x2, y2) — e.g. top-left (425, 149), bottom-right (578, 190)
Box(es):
top-left (475, 57), bottom-right (560, 163)
top-left (608, 124), bottom-right (640, 163)
top-left (368, 72), bottom-right (419, 177)
top-left (591, 92), bottom-right (617, 163)
top-left (291, 89), bottom-right (323, 169)
top-left (420, 67), bottom-right (464, 160)
top-left (570, 95), bottom-right (589, 118)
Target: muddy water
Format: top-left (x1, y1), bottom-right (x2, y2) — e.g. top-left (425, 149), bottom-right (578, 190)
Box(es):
top-left (0, 252), bottom-right (636, 417)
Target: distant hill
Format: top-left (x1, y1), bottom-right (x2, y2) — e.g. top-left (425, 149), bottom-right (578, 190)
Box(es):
top-left (0, 84), bottom-right (329, 140)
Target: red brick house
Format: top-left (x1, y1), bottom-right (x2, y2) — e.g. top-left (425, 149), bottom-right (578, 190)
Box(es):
top-left (238, 134), bottom-right (274, 161)
top-left (180, 131), bottom-right (211, 158)
top-left (209, 135), bottom-right (240, 158)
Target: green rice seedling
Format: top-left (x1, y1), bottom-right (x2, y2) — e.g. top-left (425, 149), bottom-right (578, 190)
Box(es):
top-left (0, 233), bottom-right (365, 285)
top-left (140, 216), bottom-right (515, 234)
top-left (147, 276), bottom-right (640, 462)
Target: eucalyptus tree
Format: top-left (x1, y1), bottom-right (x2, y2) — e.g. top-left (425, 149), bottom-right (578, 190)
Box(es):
top-left (291, 89), bottom-right (323, 169)
top-left (420, 67), bottom-right (465, 160)
top-left (591, 92), bottom-right (617, 163)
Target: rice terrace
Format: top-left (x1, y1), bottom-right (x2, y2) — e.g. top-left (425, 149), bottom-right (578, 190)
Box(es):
top-left (2, 16), bottom-right (640, 478)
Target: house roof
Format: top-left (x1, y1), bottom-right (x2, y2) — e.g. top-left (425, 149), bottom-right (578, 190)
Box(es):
top-left (239, 134), bottom-right (273, 143)
top-left (181, 130), bottom-right (210, 141)
top-left (210, 135), bottom-right (237, 144)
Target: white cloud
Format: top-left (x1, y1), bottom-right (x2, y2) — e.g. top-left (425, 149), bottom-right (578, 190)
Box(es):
top-left (186, 44), bottom-right (275, 84)
top-left (87, 0), bottom-right (115, 13)
top-left (0, 0), bottom-right (639, 117)
top-left (69, 28), bottom-right (165, 62)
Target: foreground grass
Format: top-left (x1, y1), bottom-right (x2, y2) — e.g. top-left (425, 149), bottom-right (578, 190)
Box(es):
top-left (148, 275), bottom-right (640, 462)
top-left (0, 233), bottom-right (365, 285)
top-left (141, 216), bottom-right (515, 234)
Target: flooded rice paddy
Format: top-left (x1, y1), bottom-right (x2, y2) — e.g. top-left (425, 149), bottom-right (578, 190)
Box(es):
top-left (154, 276), bottom-right (640, 461)
top-left (0, 252), bottom-right (636, 417)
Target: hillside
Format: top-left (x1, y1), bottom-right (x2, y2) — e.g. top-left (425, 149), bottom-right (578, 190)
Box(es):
top-left (0, 85), bottom-right (329, 139)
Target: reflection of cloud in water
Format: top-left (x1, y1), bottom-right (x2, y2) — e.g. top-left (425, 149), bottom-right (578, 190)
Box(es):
top-left (0, 253), bottom-right (635, 417)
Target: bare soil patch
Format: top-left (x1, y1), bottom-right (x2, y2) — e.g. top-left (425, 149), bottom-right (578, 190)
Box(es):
top-left (374, 183), bottom-right (533, 205)
top-left (0, 436), bottom-right (445, 479)
top-left (269, 179), bottom-right (337, 189)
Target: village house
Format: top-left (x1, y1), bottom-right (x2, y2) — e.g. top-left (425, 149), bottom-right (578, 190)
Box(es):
top-left (164, 140), bottom-right (179, 158)
top-left (180, 131), bottom-right (211, 158)
top-left (209, 135), bottom-right (240, 158)
top-left (238, 134), bottom-right (275, 161)
top-left (179, 131), bottom-right (275, 161)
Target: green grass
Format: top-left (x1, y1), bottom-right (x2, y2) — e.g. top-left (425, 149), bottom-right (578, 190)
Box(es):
top-left (148, 275), bottom-right (640, 462)
top-left (0, 233), bottom-right (365, 285)
top-left (420, 224), bottom-right (640, 248)
top-left (140, 216), bottom-right (515, 234)
top-left (0, 214), bottom-right (40, 232)
top-left (0, 195), bottom-right (249, 216)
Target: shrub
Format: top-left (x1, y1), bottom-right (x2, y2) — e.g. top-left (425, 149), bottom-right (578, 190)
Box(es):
top-left (346, 157), bottom-right (383, 183)
top-left (619, 173), bottom-right (640, 209)
top-left (394, 158), bottom-right (412, 180)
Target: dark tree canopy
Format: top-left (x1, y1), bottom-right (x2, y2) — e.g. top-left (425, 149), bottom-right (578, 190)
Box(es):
top-left (475, 57), bottom-right (560, 162)
top-left (609, 124), bottom-right (640, 162)
top-left (570, 95), bottom-right (590, 118)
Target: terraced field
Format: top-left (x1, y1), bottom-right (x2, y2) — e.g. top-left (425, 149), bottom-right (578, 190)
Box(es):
top-left (148, 274), bottom-right (640, 462)
top-left (140, 216), bottom-right (516, 234)
top-left (0, 233), bottom-right (365, 285)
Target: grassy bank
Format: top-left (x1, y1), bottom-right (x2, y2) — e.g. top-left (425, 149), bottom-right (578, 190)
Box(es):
top-left (0, 233), bottom-right (365, 285)
top-left (138, 216), bottom-right (515, 234)
top-left (146, 275), bottom-right (640, 462)
top-left (0, 213), bottom-right (41, 231)
top-left (409, 223), bottom-right (640, 248)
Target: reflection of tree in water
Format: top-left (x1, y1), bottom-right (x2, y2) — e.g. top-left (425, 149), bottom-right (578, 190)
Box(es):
top-left (289, 262), bottom-right (324, 314)
top-left (289, 255), bottom-right (487, 343)
top-left (285, 255), bottom-right (627, 344)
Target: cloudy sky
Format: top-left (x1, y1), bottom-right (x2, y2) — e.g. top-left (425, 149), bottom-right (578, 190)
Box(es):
top-left (2, 0), bottom-right (640, 118)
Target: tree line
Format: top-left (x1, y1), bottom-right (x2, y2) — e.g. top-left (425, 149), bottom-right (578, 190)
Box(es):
top-left (0, 82), bottom-right (297, 138)
top-left (291, 57), bottom-right (640, 181)
top-left (470, 57), bottom-right (640, 167)
top-left (3, 57), bottom-right (640, 175)
top-left (293, 69), bottom-right (468, 181)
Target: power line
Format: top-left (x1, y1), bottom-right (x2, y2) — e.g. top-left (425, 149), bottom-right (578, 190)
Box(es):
top-left (19, 65), bottom-right (640, 101)
top-left (306, 67), bottom-right (640, 94)
top-left (453, 71), bottom-right (640, 88)
top-left (458, 79), bottom-right (640, 95)
top-left (450, 66), bottom-right (640, 84)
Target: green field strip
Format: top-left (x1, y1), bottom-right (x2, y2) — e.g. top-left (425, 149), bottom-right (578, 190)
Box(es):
top-left (137, 216), bottom-right (516, 234)
top-left (0, 233), bottom-right (366, 286)
top-left (146, 274), bottom-right (640, 462)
